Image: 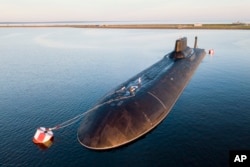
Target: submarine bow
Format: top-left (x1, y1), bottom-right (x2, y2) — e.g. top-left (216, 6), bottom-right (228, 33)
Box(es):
top-left (77, 37), bottom-right (206, 150)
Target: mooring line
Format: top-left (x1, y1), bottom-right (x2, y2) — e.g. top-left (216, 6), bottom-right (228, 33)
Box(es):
top-left (49, 94), bottom-right (135, 130)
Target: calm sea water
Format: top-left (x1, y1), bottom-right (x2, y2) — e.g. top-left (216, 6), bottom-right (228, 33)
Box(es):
top-left (0, 28), bottom-right (250, 167)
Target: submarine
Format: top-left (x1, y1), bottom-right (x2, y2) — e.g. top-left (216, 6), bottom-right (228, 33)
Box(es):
top-left (77, 37), bottom-right (206, 150)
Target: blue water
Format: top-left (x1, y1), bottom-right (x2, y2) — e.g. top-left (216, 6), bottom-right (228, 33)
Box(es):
top-left (0, 28), bottom-right (250, 167)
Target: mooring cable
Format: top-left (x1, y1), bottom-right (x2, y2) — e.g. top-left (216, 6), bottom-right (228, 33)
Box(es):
top-left (48, 94), bottom-right (135, 131)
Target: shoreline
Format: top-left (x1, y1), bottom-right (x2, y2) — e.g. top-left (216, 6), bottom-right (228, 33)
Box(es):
top-left (0, 24), bottom-right (249, 30)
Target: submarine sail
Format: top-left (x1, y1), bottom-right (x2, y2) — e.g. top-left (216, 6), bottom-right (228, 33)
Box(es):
top-left (77, 37), bottom-right (206, 150)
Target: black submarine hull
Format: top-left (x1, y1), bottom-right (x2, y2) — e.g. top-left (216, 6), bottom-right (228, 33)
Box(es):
top-left (77, 37), bottom-right (206, 150)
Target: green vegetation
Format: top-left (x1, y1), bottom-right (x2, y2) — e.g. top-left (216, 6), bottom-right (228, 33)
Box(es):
top-left (98, 24), bottom-right (250, 30)
top-left (1, 23), bottom-right (250, 30)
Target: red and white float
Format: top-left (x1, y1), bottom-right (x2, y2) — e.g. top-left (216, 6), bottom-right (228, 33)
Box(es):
top-left (208, 49), bottom-right (214, 55)
top-left (33, 127), bottom-right (54, 144)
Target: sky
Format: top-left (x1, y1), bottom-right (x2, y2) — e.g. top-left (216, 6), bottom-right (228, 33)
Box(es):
top-left (1, 0), bottom-right (250, 23)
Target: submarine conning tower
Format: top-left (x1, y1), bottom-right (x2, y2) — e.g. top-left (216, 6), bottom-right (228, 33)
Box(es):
top-left (170, 37), bottom-right (198, 59)
top-left (175, 37), bottom-right (187, 52)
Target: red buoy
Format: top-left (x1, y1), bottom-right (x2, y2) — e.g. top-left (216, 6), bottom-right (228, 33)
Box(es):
top-left (33, 127), bottom-right (53, 144)
top-left (208, 49), bottom-right (214, 55)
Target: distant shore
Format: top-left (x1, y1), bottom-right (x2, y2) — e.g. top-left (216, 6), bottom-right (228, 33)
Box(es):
top-left (0, 23), bottom-right (250, 30)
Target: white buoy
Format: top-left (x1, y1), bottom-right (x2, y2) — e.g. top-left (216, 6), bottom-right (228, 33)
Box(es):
top-left (33, 127), bottom-right (53, 144)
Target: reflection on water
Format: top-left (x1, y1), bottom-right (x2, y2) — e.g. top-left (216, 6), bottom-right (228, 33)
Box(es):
top-left (34, 137), bottom-right (54, 150)
top-left (0, 28), bottom-right (250, 167)
top-left (35, 32), bottom-right (99, 49)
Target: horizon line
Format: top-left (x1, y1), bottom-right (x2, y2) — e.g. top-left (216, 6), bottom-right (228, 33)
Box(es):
top-left (1, 20), bottom-right (250, 24)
